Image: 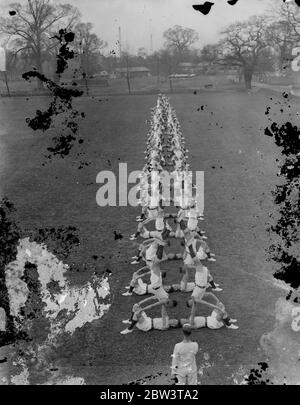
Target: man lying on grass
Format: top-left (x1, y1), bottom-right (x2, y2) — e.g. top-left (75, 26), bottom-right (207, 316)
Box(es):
top-left (120, 300), bottom-right (179, 334)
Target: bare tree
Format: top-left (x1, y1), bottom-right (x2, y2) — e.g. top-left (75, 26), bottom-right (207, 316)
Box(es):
top-left (73, 22), bottom-right (107, 76)
top-left (163, 25), bottom-right (199, 60)
top-left (0, 0), bottom-right (80, 88)
top-left (271, 0), bottom-right (300, 39)
top-left (266, 0), bottom-right (300, 72)
top-left (157, 48), bottom-right (179, 77)
top-left (267, 20), bottom-right (295, 72)
top-left (201, 44), bottom-right (221, 70)
top-left (218, 16), bottom-right (269, 89)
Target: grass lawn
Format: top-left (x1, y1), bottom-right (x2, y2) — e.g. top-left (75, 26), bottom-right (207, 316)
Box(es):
top-left (0, 74), bottom-right (246, 97)
top-left (0, 88), bottom-right (296, 384)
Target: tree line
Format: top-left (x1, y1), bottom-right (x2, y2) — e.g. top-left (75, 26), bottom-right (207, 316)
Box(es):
top-left (1, 0), bottom-right (300, 89)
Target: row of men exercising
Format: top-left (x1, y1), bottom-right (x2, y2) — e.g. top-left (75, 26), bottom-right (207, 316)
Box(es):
top-left (120, 264), bottom-right (238, 334)
top-left (121, 217), bottom-right (238, 334)
top-left (130, 210), bottom-right (216, 265)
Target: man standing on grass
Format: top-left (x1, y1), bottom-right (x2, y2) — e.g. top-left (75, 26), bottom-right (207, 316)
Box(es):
top-left (171, 324), bottom-right (199, 385)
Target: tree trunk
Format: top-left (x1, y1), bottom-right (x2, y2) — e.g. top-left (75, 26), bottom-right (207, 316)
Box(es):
top-left (243, 68), bottom-right (253, 90)
top-left (169, 76), bottom-right (173, 93)
top-left (35, 46), bottom-right (44, 90)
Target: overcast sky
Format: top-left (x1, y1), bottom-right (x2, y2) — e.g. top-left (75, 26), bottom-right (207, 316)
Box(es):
top-left (0, 0), bottom-right (274, 54)
top-left (69, 0), bottom-right (271, 55)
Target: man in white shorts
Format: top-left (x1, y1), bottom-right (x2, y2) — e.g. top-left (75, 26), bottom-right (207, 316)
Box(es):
top-left (181, 302), bottom-right (238, 330)
top-left (179, 265), bottom-right (222, 293)
top-left (188, 262), bottom-right (222, 326)
top-left (122, 266), bottom-right (194, 296)
top-left (187, 269), bottom-right (238, 330)
top-left (121, 300), bottom-right (178, 334)
top-left (131, 231), bottom-right (181, 265)
top-left (130, 207), bottom-right (170, 240)
top-left (171, 324), bottom-right (199, 385)
top-left (121, 259), bottom-right (178, 334)
top-left (181, 215), bottom-right (216, 263)
top-left (122, 265), bottom-right (153, 296)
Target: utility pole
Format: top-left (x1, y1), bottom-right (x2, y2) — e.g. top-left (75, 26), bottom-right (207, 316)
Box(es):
top-left (118, 26), bottom-right (122, 58)
top-left (125, 54), bottom-right (131, 95)
top-left (169, 76), bottom-right (173, 93)
top-left (156, 55), bottom-right (160, 85)
top-left (150, 34), bottom-right (153, 55)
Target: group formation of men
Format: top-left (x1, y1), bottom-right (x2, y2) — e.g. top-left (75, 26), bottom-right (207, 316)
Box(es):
top-left (120, 95), bottom-right (238, 337)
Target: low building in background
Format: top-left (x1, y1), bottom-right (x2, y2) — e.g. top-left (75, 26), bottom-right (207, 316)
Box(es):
top-left (114, 66), bottom-right (151, 79)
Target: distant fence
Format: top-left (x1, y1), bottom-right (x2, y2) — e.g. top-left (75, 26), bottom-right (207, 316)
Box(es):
top-left (0, 73), bottom-right (270, 97)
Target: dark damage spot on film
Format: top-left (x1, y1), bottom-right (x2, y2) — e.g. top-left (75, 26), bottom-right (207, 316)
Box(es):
top-left (192, 2), bottom-right (214, 15)
top-left (26, 226), bottom-right (80, 260)
top-left (19, 262), bottom-right (50, 343)
top-left (283, 0), bottom-right (300, 7)
top-left (287, 289), bottom-right (300, 303)
top-left (0, 198), bottom-right (20, 346)
top-left (127, 372), bottom-right (166, 385)
top-left (22, 28), bottom-right (85, 162)
top-left (245, 363), bottom-right (271, 385)
top-left (52, 29), bottom-right (75, 75)
top-left (114, 231), bottom-right (123, 241)
top-left (264, 93), bottom-right (300, 288)
top-left (9, 10), bottom-right (16, 16)
top-left (193, 0), bottom-right (242, 15)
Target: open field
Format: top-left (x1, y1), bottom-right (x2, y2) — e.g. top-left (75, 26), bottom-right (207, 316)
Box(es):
top-left (0, 73), bottom-right (272, 97)
top-left (0, 87), bottom-right (296, 384)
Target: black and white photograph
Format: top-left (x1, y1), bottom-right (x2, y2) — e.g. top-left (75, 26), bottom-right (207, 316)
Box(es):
top-left (0, 0), bottom-right (300, 389)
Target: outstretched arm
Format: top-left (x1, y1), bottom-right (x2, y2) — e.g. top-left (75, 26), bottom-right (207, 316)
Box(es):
top-left (161, 304), bottom-right (168, 329)
top-left (128, 267), bottom-right (151, 293)
top-left (133, 266), bottom-right (150, 278)
top-left (171, 344), bottom-right (179, 377)
top-left (198, 297), bottom-right (225, 315)
top-left (138, 295), bottom-right (161, 307)
top-left (203, 292), bottom-right (221, 306)
top-left (190, 299), bottom-right (197, 327)
top-left (142, 300), bottom-right (166, 312)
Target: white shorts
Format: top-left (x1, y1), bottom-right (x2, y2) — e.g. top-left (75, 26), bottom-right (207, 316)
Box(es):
top-left (134, 284), bottom-right (155, 296)
top-left (153, 286), bottom-right (169, 302)
top-left (183, 253), bottom-right (194, 267)
top-left (175, 229), bottom-right (184, 239)
top-left (134, 280), bottom-right (148, 296)
top-left (196, 246), bottom-right (207, 260)
top-left (192, 285), bottom-right (206, 301)
top-left (136, 317), bottom-right (152, 332)
top-left (147, 208), bottom-right (159, 219)
top-left (153, 317), bottom-right (169, 330)
top-left (207, 316), bottom-right (224, 330)
top-left (146, 245), bottom-right (157, 262)
top-left (192, 317), bottom-right (206, 328)
top-left (176, 370), bottom-right (198, 385)
top-left (180, 281), bottom-right (195, 292)
top-left (191, 316), bottom-right (223, 330)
